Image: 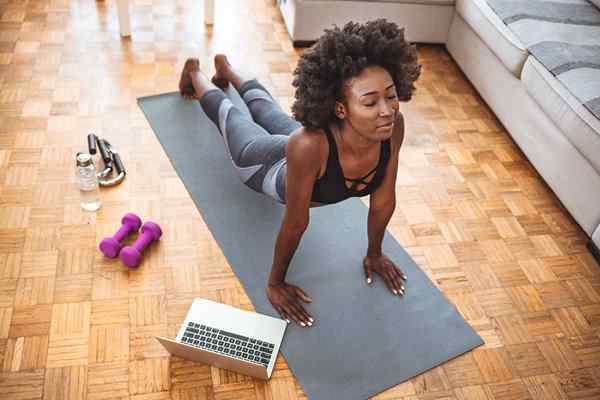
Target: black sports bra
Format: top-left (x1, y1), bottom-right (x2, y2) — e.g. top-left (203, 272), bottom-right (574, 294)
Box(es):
top-left (311, 125), bottom-right (391, 204)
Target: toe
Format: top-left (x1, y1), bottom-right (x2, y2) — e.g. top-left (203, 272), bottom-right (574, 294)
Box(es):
top-left (185, 58), bottom-right (200, 72)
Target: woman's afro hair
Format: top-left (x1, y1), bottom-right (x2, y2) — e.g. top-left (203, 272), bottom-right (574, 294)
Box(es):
top-left (291, 19), bottom-right (421, 129)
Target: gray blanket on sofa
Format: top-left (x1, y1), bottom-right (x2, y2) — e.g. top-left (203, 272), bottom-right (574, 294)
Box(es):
top-left (486, 0), bottom-right (600, 120)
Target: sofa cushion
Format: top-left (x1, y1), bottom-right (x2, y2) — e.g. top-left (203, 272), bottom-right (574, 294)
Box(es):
top-left (522, 56), bottom-right (600, 175)
top-left (455, 0), bottom-right (528, 77)
top-left (486, 0), bottom-right (600, 122)
top-left (301, 0), bottom-right (454, 4)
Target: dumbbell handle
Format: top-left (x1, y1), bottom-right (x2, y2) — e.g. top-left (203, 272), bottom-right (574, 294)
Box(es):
top-left (113, 224), bottom-right (135, 243)
top-left (131, 231), bottom-right (155, 252)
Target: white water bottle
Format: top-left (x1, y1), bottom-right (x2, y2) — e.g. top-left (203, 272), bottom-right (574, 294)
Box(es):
top-left (76, 153), bottom-right (101, 211)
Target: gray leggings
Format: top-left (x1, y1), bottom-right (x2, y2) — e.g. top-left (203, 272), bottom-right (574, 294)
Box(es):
top-left (199, 80), bottom-right (302, 204)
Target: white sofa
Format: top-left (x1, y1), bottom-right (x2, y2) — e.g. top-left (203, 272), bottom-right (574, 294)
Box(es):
top-left (278, 0), bottom-right (455, 46)
top-left (279, 0), bottom-right (600, 262)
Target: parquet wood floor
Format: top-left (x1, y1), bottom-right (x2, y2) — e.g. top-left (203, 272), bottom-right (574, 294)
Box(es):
top-left (0, 0), bottom-right (599, 399)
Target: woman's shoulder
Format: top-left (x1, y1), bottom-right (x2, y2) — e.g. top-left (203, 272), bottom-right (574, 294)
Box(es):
top-left (287, 126), bottom-right (327, 154)
top-left (286, 126), bottom-right (328, 174)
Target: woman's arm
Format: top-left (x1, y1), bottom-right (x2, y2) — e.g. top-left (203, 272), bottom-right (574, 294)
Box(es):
top-left (268, 130), bottom-right (321, 285)
top-left (368, 112), bottom-right (404, 251)
top-left (266, 129), bottom-right (322, 326)
top-left (364, 113), bottom-right (407, 295)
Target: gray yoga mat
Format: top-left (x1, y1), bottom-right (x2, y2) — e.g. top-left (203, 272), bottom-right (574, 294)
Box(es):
top-left (138, 89), bottom-right (484, 400)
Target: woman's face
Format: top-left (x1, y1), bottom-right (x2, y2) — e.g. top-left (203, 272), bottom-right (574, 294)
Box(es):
top-left (337, 65), bottom-right (399, 141)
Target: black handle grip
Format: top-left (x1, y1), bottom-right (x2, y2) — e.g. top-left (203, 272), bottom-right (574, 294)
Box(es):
top-left (87, 134), bottom-right (98, 155)
top-left (97, 139), bottom-right (112, 163)
top-left (113, 153), bottom-right (125, 174)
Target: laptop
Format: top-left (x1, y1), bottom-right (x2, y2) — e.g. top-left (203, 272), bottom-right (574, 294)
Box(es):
top-left (156, 298), bottom-right (287, 380)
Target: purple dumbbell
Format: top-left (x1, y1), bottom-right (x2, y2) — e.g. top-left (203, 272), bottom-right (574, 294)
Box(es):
top-left (119, 221), bottom-right (162, 268)
top-left (99, 213), bottom-right (142, 258)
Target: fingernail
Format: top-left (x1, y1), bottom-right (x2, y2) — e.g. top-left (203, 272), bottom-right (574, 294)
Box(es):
top-left (401, 286), bottom-right (405, 291)
top-left (393, 289), bottom-right (398, 295)
top-left (286, 319), bottom-right (290, 324)
top-left (300, 322), bottom-right (306, 327)
top-left (367, 278), bottom-right (372, 284)
top-left (307, 321), bottom-right (312, 326)
top-left (309, 317), bottom-right (314, 322)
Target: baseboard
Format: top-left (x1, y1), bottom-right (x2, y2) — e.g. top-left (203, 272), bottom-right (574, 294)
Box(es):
top-left (587, 240), bottom-right (600, 266)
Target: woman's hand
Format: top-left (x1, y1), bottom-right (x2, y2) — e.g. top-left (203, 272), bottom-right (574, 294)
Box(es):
top-left (266, 283), bottom-right (314, 327)
top-left (363, 254), bottom-right (407, 296)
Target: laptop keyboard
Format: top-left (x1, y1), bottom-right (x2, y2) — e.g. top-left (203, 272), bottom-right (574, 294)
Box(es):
top-left (181, 322), bottom-right (275, 367)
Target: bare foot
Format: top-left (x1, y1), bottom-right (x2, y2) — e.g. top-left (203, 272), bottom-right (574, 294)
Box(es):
top-left (211, 54), bottom-right (231, 90)
top-left (179, 58), bottom-right (200, 99)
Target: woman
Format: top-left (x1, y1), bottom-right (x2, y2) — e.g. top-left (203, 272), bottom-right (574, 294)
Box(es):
top-left (179, 19), bottom-right (421, 328)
